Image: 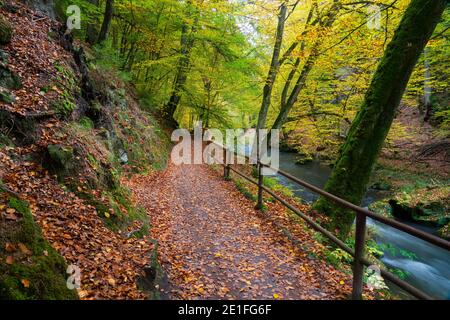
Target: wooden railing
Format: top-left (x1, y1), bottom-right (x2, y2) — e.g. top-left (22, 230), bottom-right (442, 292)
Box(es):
top-left (207, 141), bottom-right (450, 300)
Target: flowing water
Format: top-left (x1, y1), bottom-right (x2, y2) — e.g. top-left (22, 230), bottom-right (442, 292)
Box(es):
top-left (275, 151), bottom-right (450, 299)
top-left (236, 132), bottom-right (449, 299)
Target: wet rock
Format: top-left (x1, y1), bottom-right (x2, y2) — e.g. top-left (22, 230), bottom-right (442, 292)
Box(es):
top-left (389, 199), bottom-right (449, 228)
top-left (295, 153), bottom-right (313, 165)
top-left (372, 181), bottom-right (392, 191)
top-left (119, 148), bottom-right (128, 164)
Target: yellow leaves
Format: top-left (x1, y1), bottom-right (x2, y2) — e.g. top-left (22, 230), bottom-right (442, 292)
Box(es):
top-left (104, 212), bottom-right (111, 218)
top-left (78, 290), bottom-right (89, 299)
top-left (273, 293), bottom-right (280, 299)
top-left (21, 279), bottom-right (30, 288)
top-left (47, 200), bottom-right (59, 206)
top-left (107, 277), bottom-right (116, 286)
top-left (197, 286), bottom-right (205, 295)
top-left (18, 243), bottom-right (32, 255)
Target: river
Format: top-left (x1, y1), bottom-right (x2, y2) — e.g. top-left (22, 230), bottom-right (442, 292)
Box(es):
top-left (274, 151), bottom-right (450, 300)
top-left (235, 134), bottom-right (449, 299)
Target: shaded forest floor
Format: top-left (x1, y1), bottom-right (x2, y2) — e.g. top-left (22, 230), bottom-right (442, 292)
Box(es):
top-left (127, 158), bottom-right (356, 300)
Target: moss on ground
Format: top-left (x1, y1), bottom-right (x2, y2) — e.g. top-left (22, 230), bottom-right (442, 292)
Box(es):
top-left (369, 161), bottom-right (449, 239)
top-left (0, 14), bottom-right (12, 45)
top-left (0, 197), bottom-right (78, 300)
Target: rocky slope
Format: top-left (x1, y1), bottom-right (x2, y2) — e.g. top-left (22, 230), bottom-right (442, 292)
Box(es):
top-left (0, 0), bottom-right (170, 299)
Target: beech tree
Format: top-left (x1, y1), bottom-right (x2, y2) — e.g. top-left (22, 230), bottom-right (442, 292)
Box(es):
top-left (313, 0), bottom-right (447, 238)
top-left (97, 0), bottom-right (114, 43)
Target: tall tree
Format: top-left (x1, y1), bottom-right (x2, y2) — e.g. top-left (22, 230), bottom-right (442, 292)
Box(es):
top-left (86, 0), bottom-right (100, 45)
top-left (270, 1), bottom-right (341, 131)
top-left (256, 2), bottom-right (288, 130)
top-left (165, 0), bottom-right (199, 127)
top-left (313, 0), bottom-right (447, 238)
top-left (97, 0), bottom-right (114, 43)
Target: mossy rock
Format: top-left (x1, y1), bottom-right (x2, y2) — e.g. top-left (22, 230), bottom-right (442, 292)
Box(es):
top-left (0, 15), bottom-right (12, 45)
top-left (46, 144), bottom-right (75, 178)
top-left (295, 154), bottom-right (313, 165)
top-left (389, 199), bottom-right (449, 228)
top-left (0, 109), bottom-right (36, 145)
top-left (0, 88), bottom-right (13, 103)
top-left (0, 49), bottom-right (8, 63)
top-left (0, 65), bottom-right (21, 90)
top-left (371, 181), bottom-right (392, 191)
top-left (0, 197), bottom-right (78, 300)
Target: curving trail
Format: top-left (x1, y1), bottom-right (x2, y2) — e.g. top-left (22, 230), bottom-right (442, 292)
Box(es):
top-left (128, 160), bottom-right (352, 300)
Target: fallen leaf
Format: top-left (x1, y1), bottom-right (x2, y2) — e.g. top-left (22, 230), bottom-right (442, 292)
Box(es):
top-left (18, 243), bottom-right (32, 255)
top-left (21, 279), bottom-right (30, 288)
top-left (107, 277), bottom-right (116, 286)
top-left (5, 243), bottom-right (16, 253)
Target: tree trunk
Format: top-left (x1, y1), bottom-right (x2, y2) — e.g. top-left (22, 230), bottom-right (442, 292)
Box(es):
top-left (256, 2), bottom-right (287, 130)
top-left (86, 0), bottom-right (99, 45)
top-left (271, 47), bottom-right (319, 130)
top-left (422, 47), bottom-right (433, 122)
top-left (270, 1), bottom-right (340, 131)
top-left (313, 0), bottom-right (447, 239)
top-left (97, 0), bottom-right (114, 43)
top-left (164, 0), bottom-right (198, 127)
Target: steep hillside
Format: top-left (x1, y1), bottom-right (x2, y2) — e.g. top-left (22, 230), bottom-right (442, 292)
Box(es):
top-left (0, 1), bottom-right (170, 299)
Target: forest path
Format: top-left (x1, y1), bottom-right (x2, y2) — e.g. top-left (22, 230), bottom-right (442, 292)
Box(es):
top-left (127, 159), bottom-right (350, 300)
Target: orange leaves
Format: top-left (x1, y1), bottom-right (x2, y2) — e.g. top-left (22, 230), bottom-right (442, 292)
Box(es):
top-left (0, 147), bottom-right (153, 300)
top-left (3, 207), bottom-right (19, 221)
top-left (0, 2), bottom-right (74, 115)
top-left (126, 159), bottom-right (355, 300)
top-left (21, 279), bottom-right (30, 288)
top-left (5, 243), bottom-right (16, 253)
top-left (6, 256), bottom-right (14, 265)
top-left (107, 277), bottom-right (116, 286)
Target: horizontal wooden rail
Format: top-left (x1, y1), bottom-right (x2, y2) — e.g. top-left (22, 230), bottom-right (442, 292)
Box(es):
top-left (206, 140), bottom-right (450, 300)
top-left (265, 164), bottom-right (450, 251)
top-left (228, 164), bottom-right (433, 299)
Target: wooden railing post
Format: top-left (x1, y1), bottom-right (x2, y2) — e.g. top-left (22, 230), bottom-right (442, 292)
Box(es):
top-left (224, 148), bottom-right (230, 180)
top-left (352, 211), bottom-right (367, 300)
top-left (255, 162), bottom-right (264, 210)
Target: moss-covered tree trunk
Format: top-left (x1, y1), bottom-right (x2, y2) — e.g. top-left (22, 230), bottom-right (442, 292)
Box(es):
top-left (313, 0), bottom-right (447, 239)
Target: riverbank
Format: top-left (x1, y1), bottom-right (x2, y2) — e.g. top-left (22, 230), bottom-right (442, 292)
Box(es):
top-left (273, 153), bottom-right (449, 299)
